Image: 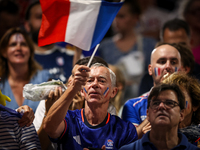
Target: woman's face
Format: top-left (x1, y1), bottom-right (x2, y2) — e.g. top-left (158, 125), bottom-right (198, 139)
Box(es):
top-left (4, 33), bottom-right (30, 65)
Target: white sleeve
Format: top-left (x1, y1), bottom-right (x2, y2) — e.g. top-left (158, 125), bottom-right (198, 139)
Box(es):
top-left (33, 100), bottom-right (46, 132)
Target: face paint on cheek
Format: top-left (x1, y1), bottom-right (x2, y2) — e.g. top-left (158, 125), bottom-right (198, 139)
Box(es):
top-left (175, 67), bottom-right (180, 72)
top-left (185, 101), bottom-right (188, 109)
top-left (103, 87), bottom-right (109, 98)
top-left (154, 67), bottom-right (161, 77)
top-left (84, 88), bottom-right (87, 97)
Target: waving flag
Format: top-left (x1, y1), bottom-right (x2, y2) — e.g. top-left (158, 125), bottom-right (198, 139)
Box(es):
top-left (38, 0), bottom-right (123, 51)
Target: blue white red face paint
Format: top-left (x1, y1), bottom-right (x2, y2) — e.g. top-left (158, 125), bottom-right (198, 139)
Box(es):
top-left (154, 67), bottom-right (180, 77)
top-left (185, 101), bottom-right (188, 109)
top-left (103, 87), bottom-right (109, 98)
top-left (15, 33), bottom-right (24, 43)
top-left (154, 67), bottom-right (161, 76)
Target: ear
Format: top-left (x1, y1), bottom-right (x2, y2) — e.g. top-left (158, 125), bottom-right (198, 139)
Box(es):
top-left (182, 66), bottom-right (191, 74)
top-left (146, 109), bottom-right (150, 121)
top-left (192, 105), bottom-right (199, 112)
top-left (24, 21), bottom-right (31, 33)
top-left (148, 64), bottom-right (152, 76)
top-left (179, 109), bottom-right (185, 122)
top-left (110, 87), bottom-right (118, 98)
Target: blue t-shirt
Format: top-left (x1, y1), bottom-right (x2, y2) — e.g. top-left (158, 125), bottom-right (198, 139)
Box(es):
top-left (122, 94), bottom-right (149, 126)
top-left (51, 109), bottom-right (138, 150)
top-left (0, 70), bottom-right (50, 113)
top-left (98, 36), bottom-right (157, 71)
top-left (119, 131), bottom-right (200, 150)
top-left (0, 104), bottom-right (41, 149)
top-left (34, 46), bottom-right (73, 82)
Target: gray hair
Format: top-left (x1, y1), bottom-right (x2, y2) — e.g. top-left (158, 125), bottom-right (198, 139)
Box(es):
top-left (91, 63), bottom-right (116, 87)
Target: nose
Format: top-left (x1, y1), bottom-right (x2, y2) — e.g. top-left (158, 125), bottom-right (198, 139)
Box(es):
top-left (157, 102), bottom-right (167, 110)
top-left (91, 79), bottom-right (99, 88)
top-left (164, 60), bottom-right (172, 72)
top-left (16, 43), bottom-right (21, 50)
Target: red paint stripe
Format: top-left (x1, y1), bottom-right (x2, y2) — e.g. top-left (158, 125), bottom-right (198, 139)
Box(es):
top-left (38, 0), bottom-right (70, 46)
top-left (81, 109), bottom-right (84, 122)
top-left (106, 113), bottom-right (110, 124)
top-left (60, 119), bottom-right (67, 139)
top-left (158, 68), bottom-right (161, 76)
top-left (195, 137), bottom-right (200, 142)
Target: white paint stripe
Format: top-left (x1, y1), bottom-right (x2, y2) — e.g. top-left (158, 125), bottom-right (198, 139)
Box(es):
top-left (65, 0), bottom-right (101, 50)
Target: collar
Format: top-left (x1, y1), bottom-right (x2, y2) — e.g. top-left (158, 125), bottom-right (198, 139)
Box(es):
top-left (142, 131), bottom-right (187, 149)
top-left (0, 104), bottom-right (22, 118)
top-left (81, 109), bottom-right (110, 129)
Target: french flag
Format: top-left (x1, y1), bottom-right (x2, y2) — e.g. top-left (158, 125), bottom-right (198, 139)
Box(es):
top-left (154, 67), bottom-right (161, 76)
top-left (38, 0), bottom-right (123, 51)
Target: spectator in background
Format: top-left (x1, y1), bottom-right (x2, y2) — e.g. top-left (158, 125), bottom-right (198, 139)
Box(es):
top-left (120, 84), bottom-right (199, 150)
top-left (24, 0), bottom-right (73, 82)
top-left (122, 43), bottom-right (182, 127)
top-left (98, 0), bottom-right (157, 100)
top-left (0, 27), bottom-right (50, 113)
top-left (179, 0), bottom-right (200, 65)
top-left (138, 18), bottom-right (200, 96)
top-left (136, 0), bottom-right (176, 40)
top-left (0, 0), bottom-right (20, 40)
top-left (109, 64), bottom-right (126, 117)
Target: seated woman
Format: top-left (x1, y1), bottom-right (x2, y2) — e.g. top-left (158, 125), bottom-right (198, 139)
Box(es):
top-left (0, 27), bottom-right (50, 112)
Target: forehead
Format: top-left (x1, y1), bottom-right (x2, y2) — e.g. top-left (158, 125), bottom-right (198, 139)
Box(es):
top-left (154, 90), bottom-right (178, 102)
top-left (9, 33), bottom-right (25, 42)
top-left (31, 4), bottom-right (42, 15)
top-left (164, 28), bottom-right (188, 40)
top-left (151, 45), bottom-right (181, 62)
top-left (90, 66), bottom-right (110, 78)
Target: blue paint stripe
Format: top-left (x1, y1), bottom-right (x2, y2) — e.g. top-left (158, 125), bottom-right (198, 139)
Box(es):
top-left (90, 1), bottom-right (123, 50)
top-left (84, 88), bottom-right (87, 93)
top-left (104, 87), bottom-right (109, 95)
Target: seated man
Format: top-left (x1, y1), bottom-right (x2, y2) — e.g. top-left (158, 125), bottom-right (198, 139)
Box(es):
top-left (119, 83), bottom-right (199, 150)
top-left (43, 63), bottom-right (138, 150)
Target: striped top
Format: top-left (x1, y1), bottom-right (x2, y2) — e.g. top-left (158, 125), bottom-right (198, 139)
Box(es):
top-left (0, 104), bottom-right (41, 150)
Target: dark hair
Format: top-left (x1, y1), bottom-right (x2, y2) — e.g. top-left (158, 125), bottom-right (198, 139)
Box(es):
top-left (160, 18), bottom-right (190, 40)
top-left (75, 56), bottom-right (108, 67)
top-left (25, 0), bottom-right (40, 21)
top-left (183, 0), bottom-right (198, 17)
top-left (0, 0), bottom-right (19, 14)
top-left (155, 42), bottom-right (195, 75)
top-left (147, 83), bottom-right (185, 110)
top-left (0, 27), bottom-right (42, 80)
top-left (123, 0), bottom-right (141, 15)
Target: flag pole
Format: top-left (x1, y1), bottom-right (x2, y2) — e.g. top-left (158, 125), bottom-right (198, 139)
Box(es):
top-left (87, 44), bottom-right (100, 67)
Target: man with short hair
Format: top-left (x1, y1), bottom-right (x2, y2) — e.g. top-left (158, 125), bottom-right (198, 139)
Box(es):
top-left (120, 83), bottom-right (199, 150)
top-left (122, 43), bottom-right (182, 126)
top-left (43, 63), bottom-right (138, 150)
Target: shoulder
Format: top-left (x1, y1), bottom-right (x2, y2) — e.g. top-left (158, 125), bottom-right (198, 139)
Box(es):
top-left (0, 105), bottom-right (21, 119)
top-left (124, 96), bottom-right (148, 108)
top-left (179, 132), bottom-right (200, 149)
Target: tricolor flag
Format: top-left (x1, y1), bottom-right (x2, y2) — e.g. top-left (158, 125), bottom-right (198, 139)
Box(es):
top-left (38, 0), bottom-right (123, 51)
top-left (154, 67), bottom-right (161, 76)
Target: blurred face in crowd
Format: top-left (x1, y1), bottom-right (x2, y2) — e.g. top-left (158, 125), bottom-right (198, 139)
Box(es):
top-left (26, 3), bottom-right (42, 44)
top-left (2, 33), bottom-right (30, 66)
top-left (148, 44), bottom-right (182, 85)
top-left (163, 28), bottom-right (191, 47)
top-left (113, 4), bottom-right (138, 34)
top-left (184, 0), bottom-right (200, 30)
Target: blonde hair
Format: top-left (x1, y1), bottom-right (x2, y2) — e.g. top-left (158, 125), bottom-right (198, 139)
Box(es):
top-left (162, 72), bottom-right (200, 124)
top-left (109, 64), bottom-right (126, 115)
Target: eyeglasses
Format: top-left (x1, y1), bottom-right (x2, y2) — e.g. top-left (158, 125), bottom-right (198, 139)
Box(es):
top-left (150, 100), bottom-right (179, 110)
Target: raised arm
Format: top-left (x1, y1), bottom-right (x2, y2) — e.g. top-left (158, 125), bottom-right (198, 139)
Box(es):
top-left (43, 65), bottom-right (90, 138)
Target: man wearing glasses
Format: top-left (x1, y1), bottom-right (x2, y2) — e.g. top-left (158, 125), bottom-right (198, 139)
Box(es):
top-left (119, 83), bottom-right (199, 150)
